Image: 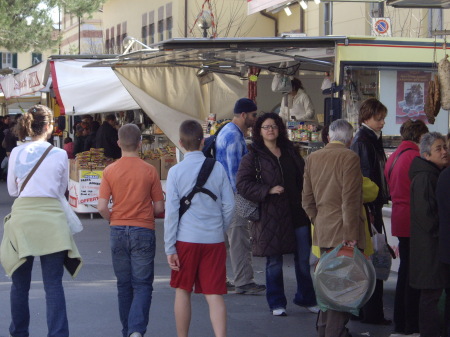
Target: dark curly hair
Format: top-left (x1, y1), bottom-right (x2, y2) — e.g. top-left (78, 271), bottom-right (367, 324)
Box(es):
top-left (252, 112), bottom-right (290, 148)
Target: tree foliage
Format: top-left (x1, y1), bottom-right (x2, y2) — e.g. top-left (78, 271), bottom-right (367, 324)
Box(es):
top-left (0, 0), bottom-right (106, 52)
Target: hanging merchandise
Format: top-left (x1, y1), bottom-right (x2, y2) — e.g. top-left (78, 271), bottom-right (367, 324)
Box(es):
top-left (438, 43), bottom-right (450, 110)
top-left (190, 0), bottom-right (217, 38)
top-left (248, 67), bottom-right (261, 101)
top-left (424, 74), bottom-right (441, 124)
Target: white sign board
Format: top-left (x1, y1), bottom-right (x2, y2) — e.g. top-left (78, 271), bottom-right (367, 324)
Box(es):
top-left (247, 0), bottom-right (289, 15)
top-left (0, 61), bottom-right (46, 99)
top-left (371, 17), bottom-right (392, 37)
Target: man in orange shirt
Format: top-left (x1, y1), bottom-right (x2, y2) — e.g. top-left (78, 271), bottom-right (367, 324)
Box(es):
top-left (98, 124), bottom-right (165, 337)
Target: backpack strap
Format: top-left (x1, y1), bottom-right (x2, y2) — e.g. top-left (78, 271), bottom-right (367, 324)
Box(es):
top-left (179, 158), bottom-right (217, 220)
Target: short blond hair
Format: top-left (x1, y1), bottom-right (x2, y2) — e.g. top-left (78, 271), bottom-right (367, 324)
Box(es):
top-left (118, 124), bottom-right (141, 151)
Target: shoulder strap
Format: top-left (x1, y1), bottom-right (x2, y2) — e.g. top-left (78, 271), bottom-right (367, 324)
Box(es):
top-left (387, 147), bottom-right (414, 180)
top-left (179, 158), bottom-right (217, 220)
top-left (20, 145), bottom-right (54, 194)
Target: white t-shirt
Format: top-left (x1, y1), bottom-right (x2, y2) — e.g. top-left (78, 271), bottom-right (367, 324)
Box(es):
top-left (8, 141), bottom-right (68, 198)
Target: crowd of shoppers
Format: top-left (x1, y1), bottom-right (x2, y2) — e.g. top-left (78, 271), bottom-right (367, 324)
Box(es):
top-left (3, 96), bottom-right (450, 337)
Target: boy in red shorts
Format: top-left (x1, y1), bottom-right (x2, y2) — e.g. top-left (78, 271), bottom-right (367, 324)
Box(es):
top-left (164, 120), bottom-right (235, 337)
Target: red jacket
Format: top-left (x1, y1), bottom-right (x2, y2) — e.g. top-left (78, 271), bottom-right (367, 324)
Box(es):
top-left (384, 141), bottom-right (419, 237)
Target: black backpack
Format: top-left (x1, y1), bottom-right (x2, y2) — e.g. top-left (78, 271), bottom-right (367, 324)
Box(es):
top-left (179, 158), bottom-right (217, 220)
top-left (202, 122), bottom-right (230, 158)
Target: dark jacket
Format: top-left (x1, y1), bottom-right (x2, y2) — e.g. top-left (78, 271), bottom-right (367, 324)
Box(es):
top-left (437, 167), bottom-right (450, 265)
top-left (236, 142), bottom-right (310, 257)
top-left (409, 156), bottom-right (450, 289)
top-left (351, 125), bottom-right (389, 206)
top-left (83, 132), bottom-right (97, 152)
top-left (95, 122), bottom-right (121, 159)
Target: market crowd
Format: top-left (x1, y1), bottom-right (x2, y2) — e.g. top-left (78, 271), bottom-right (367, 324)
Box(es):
top-left (1, 89), bottom-right (450, 337)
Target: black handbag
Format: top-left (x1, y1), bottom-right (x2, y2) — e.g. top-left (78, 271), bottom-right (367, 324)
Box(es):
top-left (235, 152), bottom-right (261, 221)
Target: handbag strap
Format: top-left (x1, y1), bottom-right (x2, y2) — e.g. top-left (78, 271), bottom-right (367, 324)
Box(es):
top-left (254, 151), bottom-right (262, 183)
top-left (387, 148), bottom-right (414, 180)
top-left (20, 145), bottom-right (54, 194)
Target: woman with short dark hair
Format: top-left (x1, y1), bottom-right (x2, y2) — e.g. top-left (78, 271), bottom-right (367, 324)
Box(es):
top-left (384, 119), bottom-right (428, 334)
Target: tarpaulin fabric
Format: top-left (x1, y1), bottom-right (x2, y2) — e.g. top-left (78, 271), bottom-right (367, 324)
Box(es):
top-left (115, 72), bottom-right (203, 151)
top-left (50, 59), bottom-right (139, 115)
top-left (0, 62), bottom-right (47, 99)
top-left (114, 66), bottom-right (246, 122)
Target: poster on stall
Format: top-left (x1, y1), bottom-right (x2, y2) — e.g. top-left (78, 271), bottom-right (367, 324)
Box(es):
top-left (79, 170), bottom-right (103, 205)
top-left (396, 70), bottom-right (430, 124)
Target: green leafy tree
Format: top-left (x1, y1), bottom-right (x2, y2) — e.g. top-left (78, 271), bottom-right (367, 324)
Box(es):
top-left (0, 0), bottom-right (105, 52)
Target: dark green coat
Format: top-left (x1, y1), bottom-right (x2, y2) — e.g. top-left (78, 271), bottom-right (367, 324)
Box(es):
top-left (409, 156), bottom-right (450, 289)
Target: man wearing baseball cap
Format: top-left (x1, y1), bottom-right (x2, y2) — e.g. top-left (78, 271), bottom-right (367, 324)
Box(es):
top-left (215, 98), bottom-right (266, 295)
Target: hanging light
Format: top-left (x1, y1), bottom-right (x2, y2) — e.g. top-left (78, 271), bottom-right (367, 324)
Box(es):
top-left (284, 6), bottom-right (292, 16)
top-left (299, 0), bottom-right (308, 10)
top-left (314, 0), bottom-right (321, 4)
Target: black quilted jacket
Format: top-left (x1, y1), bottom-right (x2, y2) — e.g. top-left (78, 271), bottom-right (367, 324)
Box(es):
top-left (236, 142), bottom-right (310, 257)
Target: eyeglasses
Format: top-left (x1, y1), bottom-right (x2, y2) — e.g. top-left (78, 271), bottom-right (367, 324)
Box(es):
top-left (261, 125), bottom-right (279, 130)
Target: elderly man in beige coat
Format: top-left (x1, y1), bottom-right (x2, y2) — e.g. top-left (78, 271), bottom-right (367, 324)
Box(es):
top-left (302, 119), bottom-right (365, 337)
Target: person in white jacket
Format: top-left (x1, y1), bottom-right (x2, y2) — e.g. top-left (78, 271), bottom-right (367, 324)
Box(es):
top-left (279, 78), bottom-right (317, 124)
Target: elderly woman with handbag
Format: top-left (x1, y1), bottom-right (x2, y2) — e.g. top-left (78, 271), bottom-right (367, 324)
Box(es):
top-left (0, 105), bottom-right (82, 337)
top-left (236, 112), bottom-right (317, 316)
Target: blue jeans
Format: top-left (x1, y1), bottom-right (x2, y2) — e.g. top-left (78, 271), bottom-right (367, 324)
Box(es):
top-left (110, 226), bottom-right (156, 337)
top-left (10, 251), bottom-right (68, 337)
top-left (265, 226), bottom-right (316, 311)
top-left (293, 225), bottom-right (317, 307)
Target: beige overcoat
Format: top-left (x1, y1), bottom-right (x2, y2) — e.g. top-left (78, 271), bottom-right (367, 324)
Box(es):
top-left (302, 142), bottom-right (366, 249)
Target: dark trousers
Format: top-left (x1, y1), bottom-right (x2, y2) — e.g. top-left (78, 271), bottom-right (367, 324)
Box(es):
top-left (361, 205), bottom-right (387, 323)
top-left (393, 237), bottom-right (420, 333)
top-left (317, 309), bottom-right (351, 337)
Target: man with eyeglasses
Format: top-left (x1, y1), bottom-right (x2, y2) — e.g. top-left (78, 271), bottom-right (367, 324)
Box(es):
top-left (215, 98), bottom-right (266, 295)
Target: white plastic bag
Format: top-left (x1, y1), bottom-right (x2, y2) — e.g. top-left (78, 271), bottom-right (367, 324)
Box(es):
top-left (59, 197), bottom-right (83, 234)
top-left (370, 226), bottom-right (392, 281)
top-left (271, 73), bottom-right (292, 93)
top-left (313, 244), bottom-right (376, 316)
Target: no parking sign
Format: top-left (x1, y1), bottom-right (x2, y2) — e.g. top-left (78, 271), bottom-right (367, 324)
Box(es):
top-left (372, 17), bottom-right (392, 37)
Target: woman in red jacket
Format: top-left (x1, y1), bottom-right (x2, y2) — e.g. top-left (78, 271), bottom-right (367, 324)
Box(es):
top-left (384, 119), bottom-right (428, 335)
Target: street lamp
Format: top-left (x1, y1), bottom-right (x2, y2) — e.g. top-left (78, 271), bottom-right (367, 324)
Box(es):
top-left (198, 10), bottom-right (212, 37)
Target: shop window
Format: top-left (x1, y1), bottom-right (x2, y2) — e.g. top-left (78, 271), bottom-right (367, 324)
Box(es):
top-left (166, 16), bottom-right (173, 39)
top-left (31, 53), bottom-right (42, 65)
top-left (149, 23), bottom-right (155, 44)
top-left (324, 3), bottom-right (332, 36)
top-left (158, 20), bottom-right (164, 41)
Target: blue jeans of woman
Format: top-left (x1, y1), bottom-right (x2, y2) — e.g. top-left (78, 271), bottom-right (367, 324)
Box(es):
top-left (110, 226), bottom-right (156, 337)
top-left (265, 226), bottom-right (316, 310)
top-left (10, 251), bottom-right (68, 337)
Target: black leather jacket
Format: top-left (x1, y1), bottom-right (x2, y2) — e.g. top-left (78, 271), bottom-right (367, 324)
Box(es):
top-left (350, 125), bottom-right (389, 206)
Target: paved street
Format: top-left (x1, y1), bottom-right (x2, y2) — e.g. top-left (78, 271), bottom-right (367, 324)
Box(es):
top-left (0, 181), bottom-right (397, 337)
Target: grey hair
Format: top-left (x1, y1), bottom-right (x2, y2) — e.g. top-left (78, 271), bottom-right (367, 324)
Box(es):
top-left (419, 132), bottom-right (446, 158)
top-left (328, 119), bottom-right (354, 144)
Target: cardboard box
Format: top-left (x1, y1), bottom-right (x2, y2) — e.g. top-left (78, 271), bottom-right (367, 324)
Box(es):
top-left (160, 155), bottom-right (177, 180)
top-left (144, 158), bottom-right (161, 179)
top-left (69, 159), bottom-right (79, 182)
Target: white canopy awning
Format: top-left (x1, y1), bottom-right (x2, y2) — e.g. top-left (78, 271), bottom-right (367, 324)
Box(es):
top-left (50, 59), bottom-right (140, 115)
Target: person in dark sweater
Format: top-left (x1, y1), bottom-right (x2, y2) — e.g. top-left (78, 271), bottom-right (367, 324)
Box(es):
top-left (84, 121), bottom-right (100, 151)
top-left (96, 114), bottom-right (121, 159)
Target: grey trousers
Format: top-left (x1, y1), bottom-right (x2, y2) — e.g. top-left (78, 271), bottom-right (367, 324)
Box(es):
top-left (226, 213), bottom-right (254, 287)
top-left (317, 309), bottom-right (351, 337)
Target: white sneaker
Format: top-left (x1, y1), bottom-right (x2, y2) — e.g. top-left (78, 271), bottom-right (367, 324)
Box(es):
top-left (306, 305), bottom-right (320, 314)
top-left (129, 333), bottom-right (142, 337)
top-left (272, 308), bottom-right (287, 316)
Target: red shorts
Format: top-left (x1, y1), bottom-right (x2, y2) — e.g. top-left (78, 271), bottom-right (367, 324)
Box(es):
top-left (170, 241), bottom-right (227, 294)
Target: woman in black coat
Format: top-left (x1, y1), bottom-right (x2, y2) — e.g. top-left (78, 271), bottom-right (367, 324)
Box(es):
top-left (236, 112), bottom-right (316, 317)
top-left (350, 98), bottom-right (390, 325)
top-left (410, 132), bottom-right (450, 337)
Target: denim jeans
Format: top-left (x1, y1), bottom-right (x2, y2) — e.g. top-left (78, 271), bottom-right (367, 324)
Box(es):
top-left (293, 225), bottom-right (317, 307)
top-left (265, 226), bottom-right (317, 310)
top-left (110, 226), bottom-right (156, 337)
top-left (10, 251), bottom-right (68, 337)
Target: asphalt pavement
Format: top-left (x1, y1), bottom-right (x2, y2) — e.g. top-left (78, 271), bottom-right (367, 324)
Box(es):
top-left (0, 181), bottom-right (398, 337)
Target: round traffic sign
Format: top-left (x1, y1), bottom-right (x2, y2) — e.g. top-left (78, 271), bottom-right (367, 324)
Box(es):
top-left (375, 19), bottom-right (389, 35)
